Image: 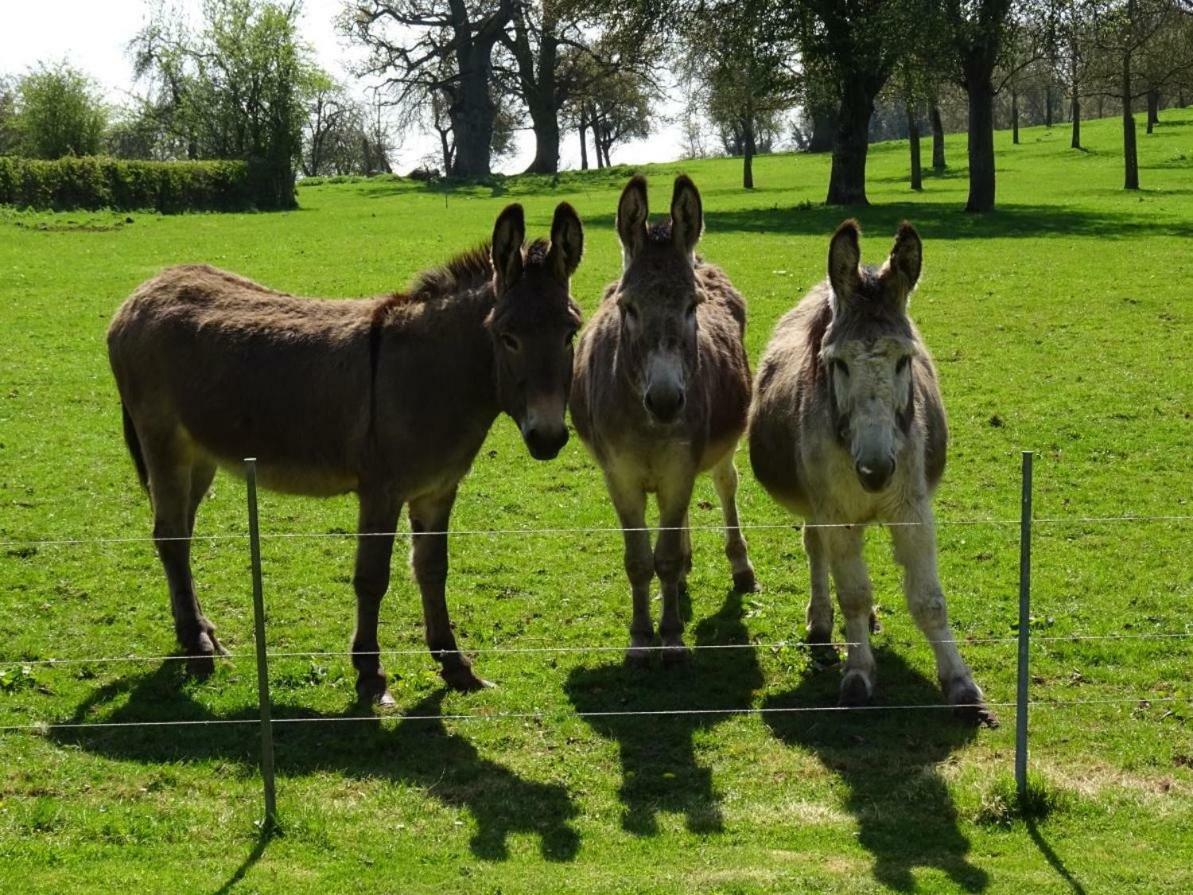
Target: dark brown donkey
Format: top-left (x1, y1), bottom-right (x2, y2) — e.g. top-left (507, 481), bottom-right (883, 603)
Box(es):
top-left (571, 176), bottom-right (756, 666)
top-left (109, 203), bottom-right (584, 703)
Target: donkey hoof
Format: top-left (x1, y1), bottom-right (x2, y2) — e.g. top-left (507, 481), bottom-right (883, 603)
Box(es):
top-left (186, 652), bottom-right (217, 679)
top-left (732, 568), bottom-right (759, 593)
top-left (440, 665), bottom-right (493, 692)
top-left (624, 646), bottom-right (653, 669)
top-left (661, 642), bottom-right (690, 667)
top-left (806, 630), bottom-right (840, 668)
top-left (838, 670), bottom-right (873, 707)
top-left (946, 678), bottom-right (998, 728)
top-left (356, 673), bottom-right (393, 706)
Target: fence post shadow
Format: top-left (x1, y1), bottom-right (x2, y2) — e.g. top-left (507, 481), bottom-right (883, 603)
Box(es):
top-left (1027, 816), bottom-right (1087, 895)
top-left (563, 587), bottom-right (763, 836)
top-left (211, 823), bottom-right (272, 895)
top-left (762, 648), bottom-right (989, 892)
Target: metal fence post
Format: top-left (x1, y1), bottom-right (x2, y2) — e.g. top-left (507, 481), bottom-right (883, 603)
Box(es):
top-left (1016, 450), bottom-right (1034, 802)
top-left (245, 458), bottom-right (278, 830)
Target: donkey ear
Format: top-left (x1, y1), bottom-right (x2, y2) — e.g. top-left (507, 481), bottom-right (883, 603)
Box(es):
top-left (547, 202), bottom-right (584, 282)
top-left (491, 203), bottom-right (525, 295)
top-left (616, 176), bottom-right (648, 263)
top-left (670, 174), bottom-right (703, 257)
top-left (828, 219), bottom-right (862, 306)
top-left (881, 220), bottom-right (922, 302)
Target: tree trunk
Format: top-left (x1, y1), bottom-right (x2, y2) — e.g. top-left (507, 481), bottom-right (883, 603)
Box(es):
top-left (1071, 77), bottom-right (1081, 149)
top-left (449, 38), bottom-right (497, 178)
top-left (524, 91), bottom-right (560, 173)
top-left (807, 102), bottom-right (836, 153)
top-left (578, 118), bottom-right (588, 171)
top-left (931, 105), bottom-right (946, 170)
top-left (506, 9), bottom-right (560, 174)
top-left (964, 71), bottom-right (997, 212)
top-left (438, 126), bottom-right (453, 174)
top-left (742, 115), bottom-right (756, 189)
top-left (1146, 88), bottom-right (1159, 133)
top-left (907, 103), bottom-right (922, 191)
top-left (1122, 52), bottom-right (1139, 189)
top-left (1045, 84), bottom-right (1054, 127)
top-left (1011, 89), bottom-right (1020, 144)
top-left (826, 80), bottom-right (875, 205)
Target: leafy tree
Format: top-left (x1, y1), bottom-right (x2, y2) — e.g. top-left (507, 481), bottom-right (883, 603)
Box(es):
top-left (682, 0), bottom-right (799, 188)
top-left (12, 63), bottom-right (107, 159)
top-left (132, 0), bottom-right (313, 208)
top-left (0, 77), bottom-right (18, 156)
top-left (794, 1), bottom-right (927, 205)
top-left (1085, 0), bottom-right (1193, 188)
top-left (941, 0), bottom-right (1020, 212)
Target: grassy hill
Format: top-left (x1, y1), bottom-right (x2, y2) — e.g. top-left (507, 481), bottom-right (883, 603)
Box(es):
top-left (0, 110), bottom-right (1190, 893)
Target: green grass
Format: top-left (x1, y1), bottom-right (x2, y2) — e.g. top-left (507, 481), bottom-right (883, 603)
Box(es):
top-left (1, 111), bottom-right (1191, 894)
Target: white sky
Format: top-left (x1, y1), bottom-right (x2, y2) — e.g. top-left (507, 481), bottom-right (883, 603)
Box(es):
top-left (0, 0), bottom-right (684, 172)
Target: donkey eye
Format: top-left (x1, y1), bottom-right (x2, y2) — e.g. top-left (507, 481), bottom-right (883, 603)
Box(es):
top-left (831, 359), bottom-right (849, 377)
top-left (685, 303), bottom-right (697, 319)
top-left (896, 355), bottom-right (910, 374)
top-left (565, 330), bottom-right (576, 348)
top-left (501, 333), bottom-right (522, 352)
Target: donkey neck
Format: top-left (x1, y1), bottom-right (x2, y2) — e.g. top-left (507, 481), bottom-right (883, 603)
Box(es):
top-left (367, 285), bottom-right (502, 474)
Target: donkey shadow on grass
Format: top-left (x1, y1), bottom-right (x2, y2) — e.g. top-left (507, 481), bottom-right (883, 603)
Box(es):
top-left (564, 587), bottom-right (764, 836)
top-left (763, 648), bottom-right (988, 893)
top-left (53, 670), bottom-right (580, 868)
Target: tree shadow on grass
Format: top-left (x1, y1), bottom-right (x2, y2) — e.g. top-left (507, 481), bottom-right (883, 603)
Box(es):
top-left (762, 649), bottom-right (989, 892)
top-left (564, 587), bottom-right (763, 836)
top-left (52, 668), bottom-right (580, 868)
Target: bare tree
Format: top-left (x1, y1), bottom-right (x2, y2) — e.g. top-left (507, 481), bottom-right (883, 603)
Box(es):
top-left (340, 1), bottom-right (513, 178)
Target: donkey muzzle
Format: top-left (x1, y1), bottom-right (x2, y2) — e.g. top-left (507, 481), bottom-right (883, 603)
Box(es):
top-left (855, 456), bottom-right (895, 493)
top-left (520, 405), bottom-right (569, 461)
top-left (644, 385), bottom-right (686, 424)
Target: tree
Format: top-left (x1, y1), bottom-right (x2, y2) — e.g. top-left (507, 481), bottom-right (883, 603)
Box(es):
top-left (1085, 0), bottom-right (1193, 189)
top-left (560, 46), bottom-right (653, 169)
top-left (682, 0), bottom-right (799, 188)
top-left (942, 0), bottom-right (1017, 212)
top-left (132, 0), bottom-right (312, 208)
top-left (795, 1), bottom-right (925, 205)
top-left (340, 1), bottom-right (512, 178)
top-left (0, 77), bottom-right (19, 156)
top-left (303, 74), bottom-right (369, 176)
top-left (12, 63), bottom-right (107, 159)
top-left (497, 1), bottom-right (570, 173)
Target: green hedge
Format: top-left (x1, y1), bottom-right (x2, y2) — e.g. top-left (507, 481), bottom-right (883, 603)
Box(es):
top-left (0, 156), bottom-right (274, 213)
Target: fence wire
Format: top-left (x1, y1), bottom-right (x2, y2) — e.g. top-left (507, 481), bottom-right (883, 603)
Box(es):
top-left (2, 628), bottom-right (1189, 670)
top-left (2, 512), bottom-right (1190, 551)
top-left (0, 695), bottom-right (1181, 736)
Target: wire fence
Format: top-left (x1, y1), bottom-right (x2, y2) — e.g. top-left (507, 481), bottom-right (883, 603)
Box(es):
top-left (2, 512), bottom-right (1190, 551)
top-left (1, 453), bottom-right (1190, 829)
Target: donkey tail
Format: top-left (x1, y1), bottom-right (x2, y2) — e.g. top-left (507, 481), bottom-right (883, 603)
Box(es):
top-left (121, 403), bottom-right (149, 491)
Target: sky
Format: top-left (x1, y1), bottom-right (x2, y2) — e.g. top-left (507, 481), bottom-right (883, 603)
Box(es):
top-left (0, 0), bottom-right (685, 173)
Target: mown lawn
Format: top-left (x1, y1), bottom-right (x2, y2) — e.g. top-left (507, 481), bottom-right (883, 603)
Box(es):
top-left (0, 110), bottom-right (1190, 894)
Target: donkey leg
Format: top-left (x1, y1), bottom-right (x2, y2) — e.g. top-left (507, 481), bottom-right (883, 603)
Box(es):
top-left (678, 510), bottom-right (692, 599)
top-left (605, 473), bottom-right (654, 667)
top-left (351, 489), bottom-right (401, 706)
top-left (409, 486), bottom-right (488, 692)
top-left (142, 431), bottom-right (222, 676)
top-left (890, 517), bottom-right (996, 726)
top-left (656, 473), bottom-right (696, 666)
top-left (803, 526), bottom-right (838, 665)
top-left (823, 524), bottom-right (876, 705)
top-left (711, 454), bottom-right (757, 593)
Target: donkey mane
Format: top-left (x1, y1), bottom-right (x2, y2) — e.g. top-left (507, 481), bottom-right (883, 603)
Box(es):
top-left (645, 220), bottom-right (673, 243)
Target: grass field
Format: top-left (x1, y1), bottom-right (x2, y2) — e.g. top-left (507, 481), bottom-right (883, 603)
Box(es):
top-left (1, 110), bottom-right (1190, 894)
